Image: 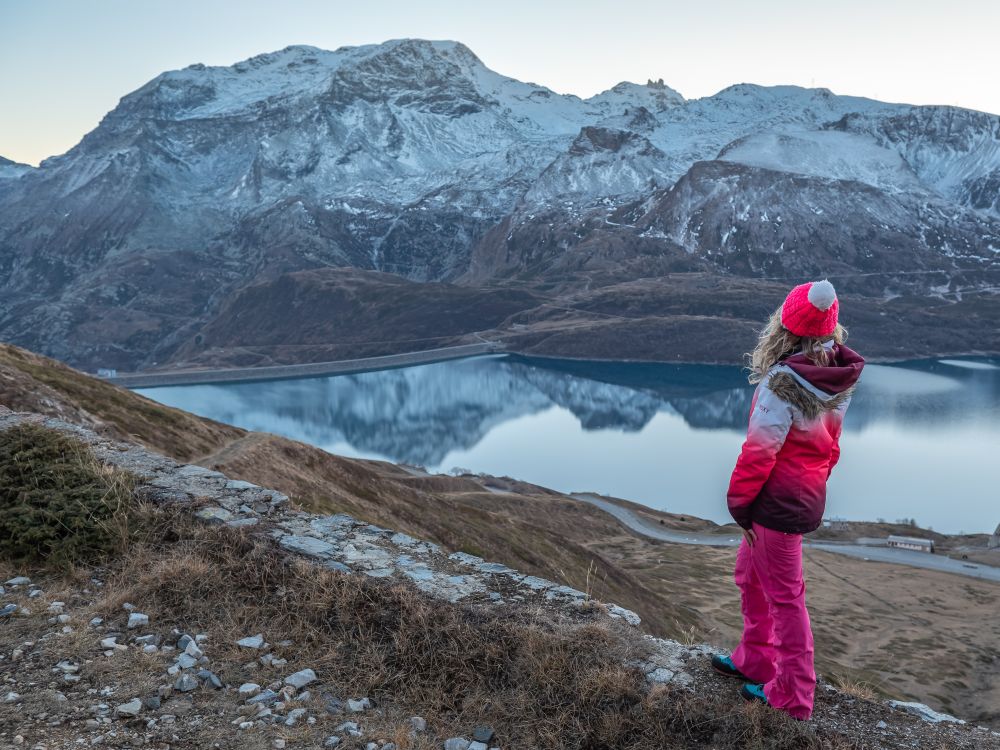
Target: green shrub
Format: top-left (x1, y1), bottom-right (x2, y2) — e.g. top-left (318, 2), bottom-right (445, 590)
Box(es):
top-left (0, 424), bottom-right (135, 566)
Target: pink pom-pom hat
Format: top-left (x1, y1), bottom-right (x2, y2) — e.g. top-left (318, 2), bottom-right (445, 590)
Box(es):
top-left (780, 279), bottom-right (839, 337)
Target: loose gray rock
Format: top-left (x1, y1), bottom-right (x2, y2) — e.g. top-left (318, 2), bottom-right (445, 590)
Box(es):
top-left (0, 604), bottom-right (18, 618)
top-left (323, 738), bottom-right (341, 748)
top-left (115, 698), bottom-right (142, 717)
top-left (335, 721), bottom-right (363, 737)
top-left (5, 576), bottom-right (30, 586)
top-left (174, 674), bottom-right (199, 692)
top-left (347, 697), bottom-right (371, 712)
top-left (284, 668), bottom-right (317, 689)
top-left (410, 716), bottom-right (427, 732)
top-left (247, 689), bottom-right (280, 705)
top-left (444, 739), bottom-right (470, 750)
top-left (126, 612), bottom-right (149, 629)
top-left (143, 696), bottom-right (161, 710)
top-left (175, 653), bottom-right (198, 669)
top-left (239, 683), bottom-right (261, 697)
top-left (285, 707), bottom-right (307, 726)
top-left (468, 743), bottom-right (488, 750)
top-left (472, 727), bottom-right (494, 743)
top-left (237, 634), bottom-right (266, 649)
top-left (197, 669), bottom-right (223, 689)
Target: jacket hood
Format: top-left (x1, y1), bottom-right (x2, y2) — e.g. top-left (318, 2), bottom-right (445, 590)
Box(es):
top-left (781, 343), bottom-right (865, 395)
top-left (765, 343), bottom-right (865, 420)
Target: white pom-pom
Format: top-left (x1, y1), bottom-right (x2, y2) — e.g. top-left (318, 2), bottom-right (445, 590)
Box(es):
top-left (807, 279), bottom-right (837, 311)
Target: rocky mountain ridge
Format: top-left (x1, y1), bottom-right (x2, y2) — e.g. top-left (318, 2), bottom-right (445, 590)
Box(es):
top-left (1, 39), bottom-right (999, 370)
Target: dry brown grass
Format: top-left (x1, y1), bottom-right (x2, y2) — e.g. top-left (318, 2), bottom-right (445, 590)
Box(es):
top-left (81, 507), bottom-right (841, 750)
top-left (0, 343), bottom-right (242, 461)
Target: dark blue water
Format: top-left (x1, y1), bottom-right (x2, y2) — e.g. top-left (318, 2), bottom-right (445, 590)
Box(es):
top-left (138, 354), bottom-right (1000, 535)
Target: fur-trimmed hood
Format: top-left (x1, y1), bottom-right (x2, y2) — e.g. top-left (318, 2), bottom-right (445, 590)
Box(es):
top-left (768, 343), bottom-right (865, 420)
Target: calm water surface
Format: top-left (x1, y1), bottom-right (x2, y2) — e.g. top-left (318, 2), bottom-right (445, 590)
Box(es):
top-left (138, 355), bottom-right (1000, 535)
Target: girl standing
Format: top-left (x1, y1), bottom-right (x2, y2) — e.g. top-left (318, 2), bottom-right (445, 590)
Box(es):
top-left (711, 279), bottom-right (865, 721)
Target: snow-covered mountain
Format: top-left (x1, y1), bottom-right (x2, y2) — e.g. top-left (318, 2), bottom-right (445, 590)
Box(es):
top-left (1, 38), bottom-right (998, 370)
top-left (0, 156), bottom-right (33, 182)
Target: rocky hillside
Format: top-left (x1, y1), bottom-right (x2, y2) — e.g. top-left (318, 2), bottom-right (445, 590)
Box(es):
top-left (1, 39), bottom-right (998, 370)
top-left (2, 411), bottom-right (998, 749)
top-left (2, 343), bottom-right (1000, 729)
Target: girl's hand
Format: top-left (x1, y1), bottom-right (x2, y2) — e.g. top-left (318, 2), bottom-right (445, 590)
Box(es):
top-left (742, 527), bottom-right (757, 546)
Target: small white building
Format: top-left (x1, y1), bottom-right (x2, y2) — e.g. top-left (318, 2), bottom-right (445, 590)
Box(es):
top-left (989, 523), bottom-right (1000, 549)
top-left (887, 535), bottom-right (934, 553)
top-left (822, 516), bottom-right (850, 531)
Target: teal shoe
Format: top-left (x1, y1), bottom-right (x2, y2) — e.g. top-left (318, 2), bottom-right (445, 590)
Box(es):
top-left (711, 654), bottom-right (751, 681)
top-left (740, 683), bottom-right (769, 705)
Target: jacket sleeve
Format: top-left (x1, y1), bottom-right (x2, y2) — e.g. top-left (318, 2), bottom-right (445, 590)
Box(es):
top-left (727, 378), bottom-right (793, 529)
top-left (825, 397), bottom-right (850, 479)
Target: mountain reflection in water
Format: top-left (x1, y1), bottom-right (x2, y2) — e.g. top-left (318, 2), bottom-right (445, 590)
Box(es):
top-left (139, 354), bottom-right (1000, 534)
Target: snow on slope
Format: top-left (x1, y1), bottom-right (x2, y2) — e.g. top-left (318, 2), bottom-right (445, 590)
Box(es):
top-left (0, 156), bottom-right (33, 181)
top-left (717, 130), bottom-right (925, 193)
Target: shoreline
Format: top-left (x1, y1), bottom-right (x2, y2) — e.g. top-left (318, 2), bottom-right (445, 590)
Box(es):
top-left (109, 343), bottom-right (998, 389)
top-left (108, 342), bottom-right (503, 388)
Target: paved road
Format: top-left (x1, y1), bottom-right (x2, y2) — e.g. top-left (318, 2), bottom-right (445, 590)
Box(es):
top-left (571, 493), bottom-right (1000, 583)
top-left (108, 343), bottom-right (503, 388)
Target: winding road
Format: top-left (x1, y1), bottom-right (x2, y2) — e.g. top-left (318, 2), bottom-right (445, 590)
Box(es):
top-left (571, 493), bottom-right (1000, 583)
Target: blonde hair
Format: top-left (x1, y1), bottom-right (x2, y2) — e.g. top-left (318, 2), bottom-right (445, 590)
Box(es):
top-left (746, 306), bottom-right (848, 384)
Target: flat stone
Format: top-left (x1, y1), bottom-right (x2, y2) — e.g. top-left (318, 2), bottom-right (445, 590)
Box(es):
top-left (1, 604), bottom-right (19, 618)
top-left (115, 698), bottom-right (142, 717)
top-left (444, 739), bottom-right (470, 750)
top-left (195, 506), bottom-right (234, 523)
top-left (238, 683), bottom-right (261, 697)
top-left (5, 576), bottom-right (30, 586)
top-left (323, 738), bottom-right (341, 748)
top-left (237, 634), bottom-right (266, 649)
top-left (225, 479), bottom-right (259, 491)
top-left (280, 536), bottom-right (334, 557)
top-left (100, 637), bottom-right (118, 649)
top-left (126, 613), bottom-right (149, 629)
top-left (174, 674), bottom-right (199, 692)
top-left (472, 727), bottom-right (494, 743)
top-left (347, 697), bottom-right (370, 712)
top-left (179, 464), bottom-right (225, 479)
top-left (607, 604), bottom-right (641, 626)
top-left (410, 716), bottom-right (426, 732)
top-left (285, 708), bottom-right (307, 726)
top-left (175, 653), bottom-right (198, 669)
top-left (284, 668), bottom-right (317, 689)
top-left (469, 743), bottom-right (488, 750)
top-left (247, 689), bottom-right (279, 705)
top-left (889, 700), bottom-right (965, 724)
top-left (647, 668), bottom-right (674, 684)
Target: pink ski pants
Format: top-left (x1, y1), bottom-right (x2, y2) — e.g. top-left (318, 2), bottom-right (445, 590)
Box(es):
top-left (730, 521), bottom-right (816, 720)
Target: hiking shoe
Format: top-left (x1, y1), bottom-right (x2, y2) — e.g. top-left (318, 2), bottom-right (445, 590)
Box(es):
top-left (711, 654), bottom-right (751, 681)
top-left (740, 683), bottom-right (769, 705)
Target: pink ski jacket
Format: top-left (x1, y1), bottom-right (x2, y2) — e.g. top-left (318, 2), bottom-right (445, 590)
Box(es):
top-left (727, 342), bottom-right (865, 534)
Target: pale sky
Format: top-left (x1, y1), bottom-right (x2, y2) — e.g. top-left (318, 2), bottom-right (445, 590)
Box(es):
top-left (2, 0), bottom-right (998, 166)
